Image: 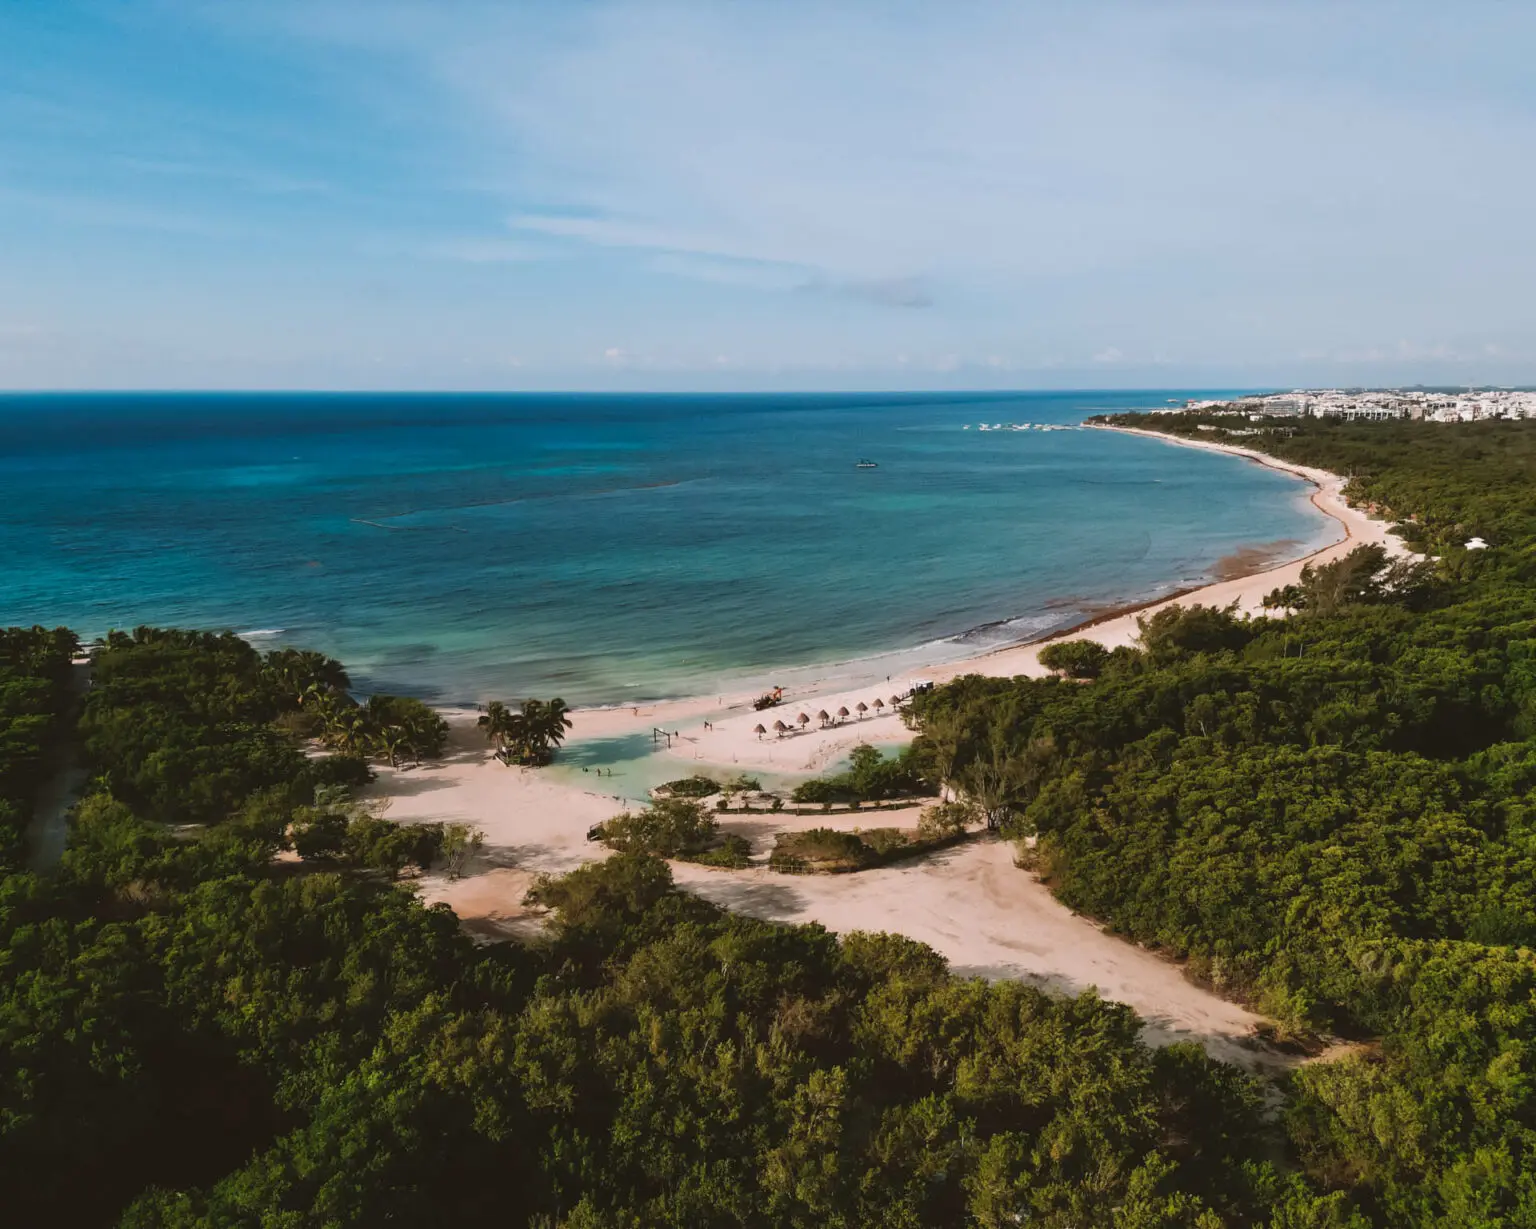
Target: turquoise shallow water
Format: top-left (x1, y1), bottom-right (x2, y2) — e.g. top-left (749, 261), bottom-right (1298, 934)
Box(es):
top-left (0, 391), bottom-right (1328, 704)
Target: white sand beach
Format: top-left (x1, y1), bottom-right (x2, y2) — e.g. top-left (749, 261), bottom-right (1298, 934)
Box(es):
top-left (371, 429), bottom-right (1405, 1067)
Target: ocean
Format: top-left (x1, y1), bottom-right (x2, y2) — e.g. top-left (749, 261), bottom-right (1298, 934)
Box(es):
top-left (0, 390), bottom-right (1329, 705)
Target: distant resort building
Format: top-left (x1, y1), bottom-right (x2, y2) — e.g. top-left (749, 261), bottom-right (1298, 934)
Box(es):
top-left (1178, 387), bottom-right (1536, 423)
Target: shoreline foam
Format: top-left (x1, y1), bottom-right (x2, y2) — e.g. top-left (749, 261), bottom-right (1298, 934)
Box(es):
top-left (538, 423), bottom-right (1400, 767)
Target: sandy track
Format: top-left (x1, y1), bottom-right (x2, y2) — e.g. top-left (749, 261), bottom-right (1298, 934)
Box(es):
top-left (376, 721), bottom-right (1277, 1067)
top-left (671, 839), bottom-right (1272, 1068)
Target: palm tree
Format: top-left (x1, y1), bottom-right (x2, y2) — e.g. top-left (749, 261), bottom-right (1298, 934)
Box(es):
top-left (266, 648), bottom-right (350, 706)
top-left (478, 701), bottom-right (514, 751)
top-left (328, 707), bottom-right (368, 756)
top-left (534, 696), bottom-right (574, 759)
top-left (376, 726), bottom-right (409, 768)
top-left (480, 697), bottom-right (573, 766)
top-left (519, 696), bottom-right (573, 765)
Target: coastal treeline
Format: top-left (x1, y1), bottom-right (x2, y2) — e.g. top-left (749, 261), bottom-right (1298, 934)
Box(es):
top-left (900, 413), bottom-right (1536, 1224)
top-left (8, 414), bottom-right (1536, 1224)
top-left (0, 625), bottom-right (77, 863)
top-left (1, 628), bottom-right (1288, 1227)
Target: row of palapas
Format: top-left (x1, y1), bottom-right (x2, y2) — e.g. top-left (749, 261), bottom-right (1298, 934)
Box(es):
top-left (753, 694), bottom-right (904, 739)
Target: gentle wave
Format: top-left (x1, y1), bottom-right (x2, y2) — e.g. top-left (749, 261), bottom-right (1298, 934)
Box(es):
top-left (0, 390), bottom-right (1329, 706)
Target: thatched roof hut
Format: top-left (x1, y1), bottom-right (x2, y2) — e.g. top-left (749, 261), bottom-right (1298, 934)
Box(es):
top-left (855, 701), bottom-right (869, 717)
top-left (817, 709), bottom-right (831, 727)
top-left (796, 712), bottom-right (811, 727)
top-left (753, 723), bottom-right (767, 739)
top-left (837, 705), bottom-right (850, 720)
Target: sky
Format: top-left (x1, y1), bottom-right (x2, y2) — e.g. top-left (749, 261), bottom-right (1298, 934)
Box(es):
top-left (3, 1), bottom-right (1535, 391)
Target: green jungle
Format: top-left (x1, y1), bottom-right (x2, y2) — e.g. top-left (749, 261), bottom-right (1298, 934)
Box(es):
top-left (6, 414), bottom-right (1536, 1225)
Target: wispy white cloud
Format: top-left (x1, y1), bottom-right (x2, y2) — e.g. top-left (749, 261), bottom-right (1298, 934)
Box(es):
top-left (11, 1), bottom-right (1536, 386)
top-left (311, 3), bottom-right (1536, 307)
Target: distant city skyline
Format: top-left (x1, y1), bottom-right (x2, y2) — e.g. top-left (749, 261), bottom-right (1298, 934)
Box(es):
top-left (3, 2), bottom-right (1535, 391)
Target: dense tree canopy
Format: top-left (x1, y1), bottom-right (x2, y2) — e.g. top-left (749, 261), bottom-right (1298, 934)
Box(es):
top-left (1, 629), bottom-right (1281, 1226)
top-left (893, 414), bottom-right (1536, 1222)
top-left (10, 416), bottom-right (1536, 1224)
top-left (0, 625), bottom-right (76, 865)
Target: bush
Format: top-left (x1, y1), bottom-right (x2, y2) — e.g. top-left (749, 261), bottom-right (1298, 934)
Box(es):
top-left (342, 816), bottom-right (444, 879)
top-left (770, 827), bottom-right (872, 873)
top-left (655, 775), bottom-right (719, 797)
top-left (600, 797), bottom-right (717, 858)
top-left (291, 811), bottom-right (348, 861)
top-left (790, 743), bottom-right (933, 804)
top-left (1136, 603), bottom-right (1252, 662)
top-left (304, 753), bottom-right (374, 791)
top-left (524, 851), bottom-right (675, 927)
top-left (918, 800), bottom-right (979, 840)
top-left (792, 777), bottom-right (844, 804)
top-left (858, 827), bottom-right (909, 856)
top-left (688, 833), bottom-right (752, 869)
top-left (1037, 639), bottom-right (1111, 679)
top-left (440, 822), bottom-right (483, 880)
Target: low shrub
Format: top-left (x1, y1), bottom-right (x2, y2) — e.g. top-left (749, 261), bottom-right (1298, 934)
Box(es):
top-left (688, 833), bottom-right (752, 869)
top-left (858, 827), bottom-right (909, 856)
top-left (655, 775), bottom-right (719, 797)
top-left (918, 800), bottom-right (980, 840)
top-left (789, 743), bottom-right (934, 804)
top-left (769, 827), bottom-right (872, 873)
top-left (1037, 639), bottom-right (1112, 679)
top-left (600, 797), bottom-right (717, 858)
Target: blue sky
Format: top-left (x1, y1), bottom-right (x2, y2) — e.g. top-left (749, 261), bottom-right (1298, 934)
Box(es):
top-left (3, 1), bottom-right (1535, 391)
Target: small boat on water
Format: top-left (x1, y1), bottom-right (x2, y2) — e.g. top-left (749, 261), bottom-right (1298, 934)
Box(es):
top-left (854, 459), bottom-right (879, 469)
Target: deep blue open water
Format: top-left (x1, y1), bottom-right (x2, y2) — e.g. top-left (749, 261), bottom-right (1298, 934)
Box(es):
top-left (0, 391), bottom-right (1328, 704)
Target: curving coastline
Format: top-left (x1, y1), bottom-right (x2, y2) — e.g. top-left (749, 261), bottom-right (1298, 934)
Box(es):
top-left (367, 427), bottom-right (1407, 1066)
top-left (553, 423), bottom-right (1404, 772)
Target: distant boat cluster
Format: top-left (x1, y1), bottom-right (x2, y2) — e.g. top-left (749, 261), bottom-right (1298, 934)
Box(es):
top-left (964, 422), bottom-right (1074, 432)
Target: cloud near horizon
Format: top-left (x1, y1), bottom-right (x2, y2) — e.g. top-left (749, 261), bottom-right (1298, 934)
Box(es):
top-left (2, 2), bottom-right (1536, 388)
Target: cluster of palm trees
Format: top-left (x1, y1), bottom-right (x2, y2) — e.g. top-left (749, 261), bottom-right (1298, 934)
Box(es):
top-left (264, 650), bottom-right (447, 768)
top-left (312, 694), bottom-right (447, 767)
top-left (478, 697), bottom-right (574, 766)
top-left (266, 648), bottom-right (351, 707)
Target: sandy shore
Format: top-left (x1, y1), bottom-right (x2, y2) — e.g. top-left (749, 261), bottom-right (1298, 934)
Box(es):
top-left (375, 719), bottom-right (1274, 1067)
top-left (646, 423), bottom-right (1406, 775)
top-left (372, 427), bottom-right (1404, 1066)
